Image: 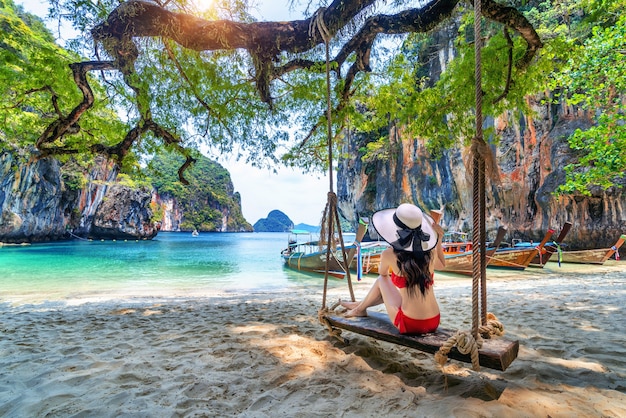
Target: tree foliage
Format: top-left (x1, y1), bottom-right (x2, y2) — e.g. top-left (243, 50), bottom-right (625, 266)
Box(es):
top-left (555, 12), bottom-right (626, 194)
top-left (23, 0), bottom-right (541, 180)
top-left (4, 0), bottom-right (623, 194)
top-left (0, 0), bottom-right (127, 167)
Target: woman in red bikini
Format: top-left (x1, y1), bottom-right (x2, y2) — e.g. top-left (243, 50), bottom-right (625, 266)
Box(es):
top-left (340, 203), bottom-right (445, 334)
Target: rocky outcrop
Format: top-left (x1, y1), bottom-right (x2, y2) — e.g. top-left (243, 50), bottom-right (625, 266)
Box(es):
top-left (151, 193), bottom-right (182, 231)
top-left (337, 23), bottom-right (625, 250)
top-left (0, 150), bottom-right (158, 242)
top-left (91, 185), bottom-right (158, 240)
top-left (0, 151), bottom-right (77, 242)
top-left (253, 210), bottom-right (294, 232)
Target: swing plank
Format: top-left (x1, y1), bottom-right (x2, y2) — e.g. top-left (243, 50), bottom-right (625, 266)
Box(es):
top-left (323, 311), bottom-right (518, 371)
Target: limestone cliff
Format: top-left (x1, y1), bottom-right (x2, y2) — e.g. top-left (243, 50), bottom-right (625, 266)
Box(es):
top-left (0, 150), bottom-right (157, 242)
top-left (148, 153), bottom-right (252, 233)
top-left (337, 25), bottom-right (625, 250)
top-left (0, 151), bottom-right (75, 242)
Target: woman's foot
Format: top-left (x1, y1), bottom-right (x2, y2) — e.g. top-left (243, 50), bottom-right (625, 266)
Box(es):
top-left (339, 299), bottom-right (360, 310)
top-left (344, 308), bottom-right (367, 318)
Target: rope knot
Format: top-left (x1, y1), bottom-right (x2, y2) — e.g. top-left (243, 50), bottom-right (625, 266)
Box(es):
top-left (308, 7), bottom-right (331, 43)
top-left (435, 330), bottom-right (483, 371)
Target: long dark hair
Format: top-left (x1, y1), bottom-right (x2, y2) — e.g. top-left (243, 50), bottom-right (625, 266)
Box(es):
top-left (394, 248), bottom-right (433, 297)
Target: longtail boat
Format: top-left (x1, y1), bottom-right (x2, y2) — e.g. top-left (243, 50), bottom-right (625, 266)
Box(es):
top-left (354, 241), bottom-right (389, 275)
top-left (442, 231), bottom-right (472, 255)
top-left (281, 221), bottom-right (368, 277)
top-left (558, 234), bottom-right (625, 265)
top-left (488, 228), bottom-right (554, 270)
top-left (528, 222), bottom-right (572, 267)
top-left (436, 226), bottom-right (507, 276)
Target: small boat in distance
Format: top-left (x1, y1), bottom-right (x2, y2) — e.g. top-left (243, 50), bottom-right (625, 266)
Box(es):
top-left (558, 234), bottom-right (625, 265)
top-left (192, 229), bottom-right (199, 237)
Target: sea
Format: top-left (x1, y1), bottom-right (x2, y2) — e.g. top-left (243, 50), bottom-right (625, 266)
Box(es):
top-left (0, 232), bottom-right (346, 306)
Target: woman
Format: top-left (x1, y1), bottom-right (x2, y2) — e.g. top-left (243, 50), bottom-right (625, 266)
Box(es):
top-left (340, 203), bottom-right (445, 334)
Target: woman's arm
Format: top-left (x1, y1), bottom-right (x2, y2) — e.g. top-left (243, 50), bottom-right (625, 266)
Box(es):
top-left (378, 247), bottom-right (395, 277)
top-left (432, 223), bottom-right (446, 269)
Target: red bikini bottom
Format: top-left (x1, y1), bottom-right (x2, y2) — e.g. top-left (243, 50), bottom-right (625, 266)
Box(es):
top-left (393, 308), bottom-right (440, 334)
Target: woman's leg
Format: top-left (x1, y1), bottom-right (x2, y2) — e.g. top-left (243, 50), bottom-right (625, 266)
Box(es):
top-left (342, 276), bottom-right (401, 318)
top-left (376, 275), bottom-right (402, 324)
top-left (340, 279), bottom-right (382, 316)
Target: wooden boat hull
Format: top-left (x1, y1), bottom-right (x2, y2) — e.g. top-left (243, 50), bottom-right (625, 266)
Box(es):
top-left (282, 220), bottom-right (370, 277)
top-left (556, 234), bottom-right (625, 265)
top-left (436, 227), bottom-right (507, 276)
top-left (559, 249), bottom-right (614, 264)
top-left (436, 251), bottom-right (478, 276)
top-left (489, 228), bottom-right (555, 271)
top-left (283, 250), bottom-right (348, 277)
top-left (488, 249), bottom-right (537, 270)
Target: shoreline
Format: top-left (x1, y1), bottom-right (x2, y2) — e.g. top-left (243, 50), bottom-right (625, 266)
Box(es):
top-left (1, 261), bottom-right (625, 416)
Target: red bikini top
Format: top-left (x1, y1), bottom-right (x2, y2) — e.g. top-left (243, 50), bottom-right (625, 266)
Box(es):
top-left (390, 271), bottom-right (434, 289)
top-left (390, 271), bottom-right (408, 288)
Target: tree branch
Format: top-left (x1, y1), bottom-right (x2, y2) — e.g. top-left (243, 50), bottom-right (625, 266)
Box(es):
top-left (493, 26), bottom-right (514, 104)
top-left (37, 0), bottom-right (543, 171)
top-left (36, 61), bottom-right (116, 149)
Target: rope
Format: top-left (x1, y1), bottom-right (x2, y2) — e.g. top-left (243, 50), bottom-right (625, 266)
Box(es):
top-left (435, 330), bottom-right (483, 371)
top-left (478, 312), bottom-right (504, 338)
top-left (68, 231), bottom-right (89, 241)
top-left (470, 0), bottom-right (486, 342)
top-left (309, 8), bottom-right (331, 43)
top-left (318, 307), bottom-right (345, 343)
top-left (434, 312), bottom-right (504, 372)
top-left (313, 6), bottom-right (356, 313)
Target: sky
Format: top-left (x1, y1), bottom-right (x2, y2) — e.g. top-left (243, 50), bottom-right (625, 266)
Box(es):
top-left (16, 0), bottom-right (332, 226)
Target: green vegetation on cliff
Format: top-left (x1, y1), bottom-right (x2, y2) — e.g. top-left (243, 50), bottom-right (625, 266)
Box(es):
top-left (148, 151), bottom-right (251, 232)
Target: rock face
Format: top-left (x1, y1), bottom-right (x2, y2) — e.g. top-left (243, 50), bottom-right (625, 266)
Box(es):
top-left (91, 185), bottom-right (158, 240)
top-left (148, 153), bottom-right (252, 233)
top-left (337, 23), bottom-right (625, 250)
top-left (151, 193), bottom-right (183, 232)
top-left (0, 151), bottom-right (76, 242)
top-left (0, 151), bottom-right (157, 242)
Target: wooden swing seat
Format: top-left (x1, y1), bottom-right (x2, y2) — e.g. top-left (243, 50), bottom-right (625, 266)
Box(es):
top-left (323, 311), bottom-right (519, 371)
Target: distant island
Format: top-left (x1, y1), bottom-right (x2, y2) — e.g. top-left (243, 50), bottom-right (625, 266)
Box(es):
top-left (253, 210), bottom-right (320, 233)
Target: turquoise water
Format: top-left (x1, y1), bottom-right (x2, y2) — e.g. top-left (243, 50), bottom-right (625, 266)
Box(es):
top-left (0, 232), bottom-right (338, 305)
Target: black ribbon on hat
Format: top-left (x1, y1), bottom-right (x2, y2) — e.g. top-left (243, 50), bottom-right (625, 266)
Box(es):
top-left (392, 213), bottom-right (430, 252)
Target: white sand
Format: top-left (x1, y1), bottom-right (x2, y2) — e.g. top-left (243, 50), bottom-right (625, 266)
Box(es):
top-left (1, 261), bottom-right (625, 417)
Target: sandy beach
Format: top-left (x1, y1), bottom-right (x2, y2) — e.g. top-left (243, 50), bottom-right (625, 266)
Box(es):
top-left (1, 261), bottom-right (625, 417)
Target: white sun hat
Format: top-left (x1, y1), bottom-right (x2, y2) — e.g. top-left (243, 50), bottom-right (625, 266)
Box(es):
top-left (371, 203), bottom-right (438, 252)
